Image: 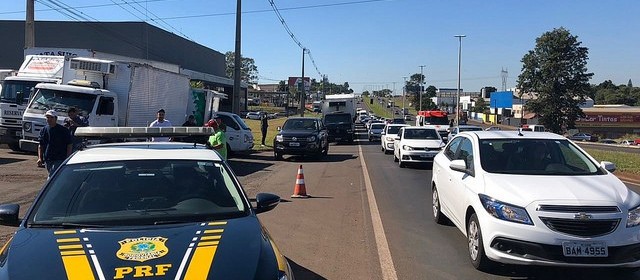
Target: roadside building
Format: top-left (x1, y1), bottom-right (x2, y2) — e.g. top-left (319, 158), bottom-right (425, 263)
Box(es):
top-left (576, 105), bottom-right (640, 138)
top-left (0, 20), bottom-right (247, 112)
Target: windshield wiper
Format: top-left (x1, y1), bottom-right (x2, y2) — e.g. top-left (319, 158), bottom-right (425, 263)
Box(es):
top-left (29, 222), bottom-right (105, 228)
top-left (135, 208), bottom-right (177, 214)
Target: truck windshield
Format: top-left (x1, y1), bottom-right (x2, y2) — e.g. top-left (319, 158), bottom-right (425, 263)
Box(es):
top-left (27, 88), bottom-right (96, 117)
top-left (0, 80), bottom-right (40, 105)
top-left (425, 116), bottom-right (449, 125)
top-left (324, 114), bottom-right (351, 124)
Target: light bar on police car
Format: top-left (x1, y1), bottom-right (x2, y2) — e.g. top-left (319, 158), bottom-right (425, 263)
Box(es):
top-left (74, 127), bottom-right (214, 138)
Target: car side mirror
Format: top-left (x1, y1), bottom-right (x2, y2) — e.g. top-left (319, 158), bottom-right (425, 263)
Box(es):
top-left (255, 193), bottom-right (280, 214)
top-left (0, 204), bottom-right (20, 227)
top-left (381, 132), bottom-right (386, 135)
top-left (449, 159), bottom-right (474, 176)
top-left (394, 136), bottom-right (400, 140)
top-left (600, 161), bottom-right (616, 173)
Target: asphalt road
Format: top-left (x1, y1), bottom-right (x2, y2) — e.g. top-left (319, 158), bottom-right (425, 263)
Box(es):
top-left (354, 126), bottom-right (640, 279)
top-left (1, 125), bottom-right (640, 279)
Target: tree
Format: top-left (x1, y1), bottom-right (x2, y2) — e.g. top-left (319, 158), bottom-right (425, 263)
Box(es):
top-left (473, 97), bottom-right (488, 113)
top-left (225, 51), bottom-right (259, 84)
top-left (516, 27), bottom-right (593, 134)
top-left (413, 85), bottom-right (437, 111)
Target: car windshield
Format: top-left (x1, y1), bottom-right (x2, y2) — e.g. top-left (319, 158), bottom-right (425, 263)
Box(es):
top-left (232, 114), bottom-right (250, 130)
top-left (479, 139), bottom-right (602, 175)
top-left (386, 126), bottom-right (403, 135)
top-left (404, 129), bottom-right (440, 140)
top-left (26, 88), bottom-right (96, 116)
top-left (29, 160), bottom-right (247, 226)
top-left (283, 119), bottom-right (317, 130)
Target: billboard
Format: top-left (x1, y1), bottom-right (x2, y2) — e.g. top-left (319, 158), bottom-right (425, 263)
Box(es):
top-left (288, 77), bottom-right (310, 91)
top-left (489, 91), bottom-right (514, 109)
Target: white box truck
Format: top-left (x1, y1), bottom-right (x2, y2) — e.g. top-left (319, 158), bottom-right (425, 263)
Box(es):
top-left (0, 56), bottom-right (64, 150)
top-left (19, 57), bottom-right (253, 153)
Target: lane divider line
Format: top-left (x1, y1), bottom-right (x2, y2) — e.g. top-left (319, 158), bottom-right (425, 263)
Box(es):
top-left (359, 144), bottom-right (398, 280)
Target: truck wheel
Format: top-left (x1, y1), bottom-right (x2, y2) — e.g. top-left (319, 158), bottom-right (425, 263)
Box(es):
top-left (8, 143), bottom-right (21, 152)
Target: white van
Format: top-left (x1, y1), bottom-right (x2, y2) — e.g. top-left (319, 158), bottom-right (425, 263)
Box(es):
top-left (521, 124), bottom-right (545, 132)
top-left (213, 111), bottom-right (254, 154)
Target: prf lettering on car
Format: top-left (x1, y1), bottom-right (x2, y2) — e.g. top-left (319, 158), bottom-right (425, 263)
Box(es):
top-left (113, 264), bottom-right (172, 279)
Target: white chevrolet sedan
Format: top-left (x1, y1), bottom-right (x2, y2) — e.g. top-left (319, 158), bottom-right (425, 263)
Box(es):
top-left (392, 126), bottom-right (444, 168)
top-left (431, 130), bottom-right (640, 271)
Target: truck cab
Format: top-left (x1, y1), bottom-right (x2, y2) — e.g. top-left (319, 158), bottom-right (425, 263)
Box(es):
top-left (20, 83), bottom-right (117, 152)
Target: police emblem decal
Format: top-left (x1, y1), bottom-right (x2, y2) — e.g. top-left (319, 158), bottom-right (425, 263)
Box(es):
top-left (117, 237), bottom-right (169, 262)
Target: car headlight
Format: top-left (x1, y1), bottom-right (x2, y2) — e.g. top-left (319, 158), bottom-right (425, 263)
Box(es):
top-left (23, 122), bottom-right (32, 133)
top-left (402, 145), bottom-right (413, 151)
top-left (479, 194), bottom-right (533, 225)
top-left (627, 205), bottom-right (640, 228)
top-left (385, 136), bottom-right (394, 141)
top-left (276, 135), bottom-right (283, 142)
top-left (244, 134), bottom-right (251, 143)
top-left (307, 135), bottom-right (316, 142)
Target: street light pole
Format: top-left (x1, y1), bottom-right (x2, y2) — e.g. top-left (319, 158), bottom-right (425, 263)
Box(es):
top-left (419, 65), bottom-right (426, 112)
top-left (454, 35), bottom-right (466, 126)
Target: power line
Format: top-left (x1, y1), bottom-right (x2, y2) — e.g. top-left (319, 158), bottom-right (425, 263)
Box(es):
top-left (122, 0), bottom-right (192, 39)
top-left (2, 0), bottom-right (175, 15)
top-left (35, 0), bottom-right (177, 64)
top-left (267, 0), bottom-right (323, 80)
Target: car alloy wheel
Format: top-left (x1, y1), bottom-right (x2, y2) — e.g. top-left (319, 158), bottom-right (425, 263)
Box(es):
top-left (398, 155), bottom-right (405, 168)
top-left (467, 213), bottom-right (492, 271)
top-left (432, 186), bottom-right (447, 224)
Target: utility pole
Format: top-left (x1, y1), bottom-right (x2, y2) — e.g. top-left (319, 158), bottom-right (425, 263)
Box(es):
top-left (419, 65), bottom-right (426, 112)
top-left (402, 76), bottom-right (408, 118)
top-left (232, 0), bottom-right (242, 114)
top-left (25, 0), bottom-right (35, 49)
top-left (454, 35), bottom-right (466, 126)
top-left (299, 48), bottom-right (306, 117)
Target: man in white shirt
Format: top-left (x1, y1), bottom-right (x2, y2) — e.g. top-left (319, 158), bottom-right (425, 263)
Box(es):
top-left (149, 109), bottom-right (172, 142)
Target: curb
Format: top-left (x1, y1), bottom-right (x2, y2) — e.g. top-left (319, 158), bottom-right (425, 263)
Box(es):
top-left (617, 174), bottom-right (640, 186)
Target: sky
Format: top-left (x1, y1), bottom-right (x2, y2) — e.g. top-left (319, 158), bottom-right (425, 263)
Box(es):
top-left (2, 0), bottom-right (639, 94)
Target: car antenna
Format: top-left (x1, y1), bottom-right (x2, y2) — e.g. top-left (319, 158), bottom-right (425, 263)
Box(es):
top-left (517, 128), bottom-right (524, 136)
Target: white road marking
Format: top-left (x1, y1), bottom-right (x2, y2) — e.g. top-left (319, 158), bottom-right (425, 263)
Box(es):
top-left (359, 144), bottom-right (398, 280)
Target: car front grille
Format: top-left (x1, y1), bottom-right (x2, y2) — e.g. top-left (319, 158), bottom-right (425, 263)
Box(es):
top-left (282, 136), bottom-right (309, 142)
top-left (539, 217), bottom-right (620, 237)
top-left (537, 205), bottom-right (621, 213)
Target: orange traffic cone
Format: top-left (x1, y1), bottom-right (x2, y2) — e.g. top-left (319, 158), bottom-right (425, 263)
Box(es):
top-left (291, 165), bottom-right (309, 198)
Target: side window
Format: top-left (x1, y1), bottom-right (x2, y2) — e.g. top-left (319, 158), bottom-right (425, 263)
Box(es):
top-left (456, 138), bottom-right (474, 170)
top-left (444, 137), bottom-right (463, 160)
top-left (398, 128), bottom-right (403, 139)
top-left (97, 97), bottom-right (114, 115)
top-left (219, 115), bottom-right (240, 130)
